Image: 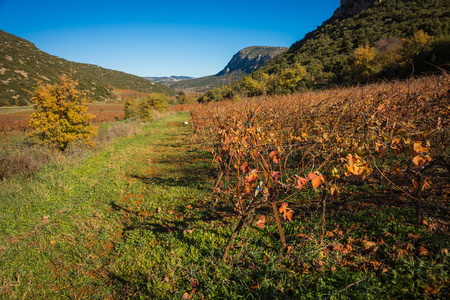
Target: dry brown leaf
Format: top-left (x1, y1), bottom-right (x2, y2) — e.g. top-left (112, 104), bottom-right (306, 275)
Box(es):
top-left (424, 284), bottom-right (440, 296)
top-left (313, 260), bottom-right (325, 272)
top-left (407, 233), bottom-right (422, 240)
top-left (361, 240), bottom-right (376, 251)
top-left (418, 246), bottom-right (429, 256)
top-left (413, 141), bottom-right (428, 154)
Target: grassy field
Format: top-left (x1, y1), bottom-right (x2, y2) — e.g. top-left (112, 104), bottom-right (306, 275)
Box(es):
top-left (0, 111), bottom-right (448, 299)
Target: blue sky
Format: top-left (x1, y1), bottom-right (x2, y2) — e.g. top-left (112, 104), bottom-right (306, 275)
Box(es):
top-left (0, 0), bottom-right (340, 77)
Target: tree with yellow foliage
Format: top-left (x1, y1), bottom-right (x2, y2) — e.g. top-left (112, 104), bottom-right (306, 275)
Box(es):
top-left (27, 75), bottom-right (97, 151)
top-left (401, 30), bottom-right (434, 65)
top-left (277, 63), bottom-right (307, 93)
top-left (351, 44), bottom-right (377, 82)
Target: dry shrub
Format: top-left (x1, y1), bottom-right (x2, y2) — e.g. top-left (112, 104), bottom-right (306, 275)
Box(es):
top-left (93, 120), bottom-right (142, 148)
top-left (152, 109), bottom-right (173, 121)
top-left (0, 145), bottom-right (62, 180)
top-left (0, 120), bottom-right (143, 180)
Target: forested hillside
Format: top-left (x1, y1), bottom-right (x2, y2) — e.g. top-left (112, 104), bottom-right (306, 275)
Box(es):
top-left (225, 0), bottom-right (450, 98)
top-left (0, 30), bottom-right (175, 107)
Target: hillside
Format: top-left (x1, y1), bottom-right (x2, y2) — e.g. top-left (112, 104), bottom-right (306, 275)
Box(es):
top-left (249, 0), bottom-right (450, 88)
top-left (166, 46), bottom-right (288, 93)
top-left (0, 30), bottom-right (175, 107)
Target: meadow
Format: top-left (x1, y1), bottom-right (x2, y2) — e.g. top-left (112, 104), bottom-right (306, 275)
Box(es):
top-left (0, 75), bottom-right (449, 299)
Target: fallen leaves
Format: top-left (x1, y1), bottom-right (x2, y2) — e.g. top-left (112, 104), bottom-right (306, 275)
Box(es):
top-left (424, 284), bottom-right (440, 296)
top-left (279, 203), bottom-right (294, 222)
top-left (255, 215), bottom-right (266, 229)
top-left (417, 246), bottom-right (429, 256)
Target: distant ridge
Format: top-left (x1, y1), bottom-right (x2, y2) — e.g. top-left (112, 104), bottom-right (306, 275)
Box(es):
top-left (0, 30), bottom-right (175, 106)
top-left (144, 76), bottom-right (195, 84)
top-left (166, 46), bottom-right (288, 93)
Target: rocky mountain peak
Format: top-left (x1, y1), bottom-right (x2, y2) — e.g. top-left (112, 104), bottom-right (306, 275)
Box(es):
top-left (216, 46), bottom-right (288, 76)
top-left (333, 0), bottom-right (383, 19)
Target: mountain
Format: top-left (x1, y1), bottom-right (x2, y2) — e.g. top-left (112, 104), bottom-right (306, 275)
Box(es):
top-left (166, 46), bottom-right (288, 93)
top-left (252, 0), bottom-right (450, 87)
top-left (333, 0), bottom-right (383, 19)
top-left (0, 30), bottom-right (175, 107)
top-left (216, 46), bottom-right (288, 76)
top-left (144, 76), bottom-right (195, 83)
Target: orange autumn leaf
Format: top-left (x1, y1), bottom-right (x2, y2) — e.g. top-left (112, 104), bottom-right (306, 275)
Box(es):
top-left (296, 176), bottom-right (309, 189)
top-left (422, 177), bottom-right (432, 191)
top-left (412, 154), bottom-right (432, 167)
top-left (255, 215), bottom-right (266, 229)
top-left (424, 284), bottom-right (440, 296)
top-left (418, 246), bottom-right (429, 256)
top-left (330, 185), bottom-right (339, 197)
top-left (279, 202), bottom-right (288, 214)
top-left (308, 172), bottom-right (324, 189)
top-left (361, 240), bottom-right (377, 251)
top-left (269, 150), bottom-right (280, 164)
top-left (279, 202), bottom-right (294, 222)
top-left (413, 141), bottom-right (428, 154)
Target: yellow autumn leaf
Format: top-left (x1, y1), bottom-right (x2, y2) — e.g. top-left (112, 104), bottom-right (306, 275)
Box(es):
top-left (413, 141), bottom-right (428, 154)
top-left (361, 240), bottom-right (376, 251)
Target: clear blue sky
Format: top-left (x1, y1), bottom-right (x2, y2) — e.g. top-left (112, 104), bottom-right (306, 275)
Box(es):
top-left (0, 0), bottom-right (340, 77)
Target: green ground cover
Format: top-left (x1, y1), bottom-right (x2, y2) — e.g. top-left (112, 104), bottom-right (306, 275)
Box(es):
top-left (0, 112), bottom-right (448, 299)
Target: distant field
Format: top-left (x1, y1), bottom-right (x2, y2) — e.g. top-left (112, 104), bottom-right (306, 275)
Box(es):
top-left (0, 103), bottom-right (125, 134)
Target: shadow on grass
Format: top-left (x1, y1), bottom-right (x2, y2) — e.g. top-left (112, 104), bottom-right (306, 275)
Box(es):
top-left (127, 147), bottom-right (217, 189)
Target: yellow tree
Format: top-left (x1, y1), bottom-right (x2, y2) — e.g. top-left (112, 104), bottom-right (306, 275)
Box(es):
top-left (401, 30), bottom-right (434, 64)
top-left (351, 44), bottom-right (377, 82)
top-left (277, 63), bottom-right (307, 93)
top-left (28, 75), bottom-right (97, 151)
top-left (242, 75), bottom-right (262, 96)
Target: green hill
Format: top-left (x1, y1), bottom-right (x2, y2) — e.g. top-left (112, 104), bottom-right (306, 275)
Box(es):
top-left (0, 30), bottom-right (175, 106)
top-left (242, 0), bottom-right (450, 93)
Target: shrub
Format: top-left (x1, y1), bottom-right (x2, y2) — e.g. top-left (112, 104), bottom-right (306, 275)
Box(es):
top-left (27, 75), bottom-right (97, 151)
top-left (124, 97), bottom-right (139, 119)
top-left (139, 98), bottom-right (154, 122)
top-left (146, 93), bottom-right (169, 112)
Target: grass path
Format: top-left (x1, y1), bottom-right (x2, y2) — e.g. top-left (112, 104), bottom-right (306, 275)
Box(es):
top-left (0, 112), bottom-right (220, 299)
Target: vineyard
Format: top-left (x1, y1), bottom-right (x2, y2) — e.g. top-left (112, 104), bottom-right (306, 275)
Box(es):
top-left (0, 103), bottom-right (125, 135)
top-left (0, 75), bottom-right (449, 298)
top-left (186, 74), bottom-right (450, 290)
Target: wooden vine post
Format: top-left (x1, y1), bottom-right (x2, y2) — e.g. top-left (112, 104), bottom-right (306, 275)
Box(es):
top-left (320, 189), bottom-right (327, 245)
top-left (272, 202), bottom-right (287, 250)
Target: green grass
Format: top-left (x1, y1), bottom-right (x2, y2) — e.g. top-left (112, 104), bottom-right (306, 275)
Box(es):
top-left (0, 112), bottom-right (448, 299)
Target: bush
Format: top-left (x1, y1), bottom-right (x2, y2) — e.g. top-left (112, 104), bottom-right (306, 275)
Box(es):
top-left (139, 98), bottom-right (154, 122)
top-left (145, 93), bottom-right (169, 112)
top-left (27, 75), bottom-right (97, 151)
top-left (124, 97), bottom-right (139, 119)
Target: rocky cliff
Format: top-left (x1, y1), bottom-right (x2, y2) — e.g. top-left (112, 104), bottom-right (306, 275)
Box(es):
top-left (333, 0), bottom-right (383, 19)
top-left (216, 46), bottom-right (288, 76)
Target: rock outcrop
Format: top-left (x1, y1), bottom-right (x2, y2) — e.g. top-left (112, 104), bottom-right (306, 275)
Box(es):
top-left (216, 46), bottom-right (288, 76)
top-left (333, 0), bottom-right (383, 19)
